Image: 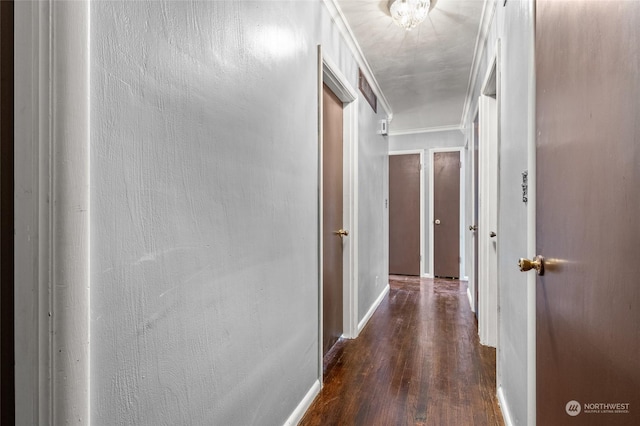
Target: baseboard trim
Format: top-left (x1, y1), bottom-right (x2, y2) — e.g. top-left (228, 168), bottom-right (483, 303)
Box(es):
top-left (467, 288), bottom-right (475, 313)
top-left (497, 386), bottom-right (514, 426)
top-left (357, 284), bottom-right (390, 333)
top-left (422, 273), bottom-right (433, 279)
top-left (283, 379), bottom-right (320, 426)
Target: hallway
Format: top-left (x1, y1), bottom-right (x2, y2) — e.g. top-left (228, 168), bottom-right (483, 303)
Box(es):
top-left (300, 276), bottom-right (504, 426)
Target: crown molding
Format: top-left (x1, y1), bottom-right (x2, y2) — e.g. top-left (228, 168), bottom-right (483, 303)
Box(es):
top-left (460, 0), bottom-right (498, 127)
top-left (322, 0), bottom-right (393, 118)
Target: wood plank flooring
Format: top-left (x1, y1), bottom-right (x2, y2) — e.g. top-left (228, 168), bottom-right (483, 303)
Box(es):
top-left (299, 275), bottom-right (504, 426)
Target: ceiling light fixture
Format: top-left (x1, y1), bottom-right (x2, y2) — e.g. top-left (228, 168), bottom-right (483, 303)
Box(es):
top-left (389, 0), bottom-right (430, 31)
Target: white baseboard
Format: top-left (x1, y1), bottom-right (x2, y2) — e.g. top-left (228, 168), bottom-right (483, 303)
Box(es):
top-left (497, 386), bottom-right (514, 426)
top-left (467, 288), bottom-right (475, 313)
top-left (284, 379), bottom-right (320, 426)
top-left (357, 284), bottom-right (390, 333)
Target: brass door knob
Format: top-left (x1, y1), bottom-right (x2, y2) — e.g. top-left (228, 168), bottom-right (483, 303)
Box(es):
top-left (518, 255), bottom-right (544, 275)
top-left (334, 229), bottom-right (349, 237)
top-left (469, 225), bottom-right (477, 231)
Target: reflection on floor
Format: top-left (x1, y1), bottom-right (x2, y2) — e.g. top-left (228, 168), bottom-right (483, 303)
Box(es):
top-left (299, 275), bottom-right (504, 426)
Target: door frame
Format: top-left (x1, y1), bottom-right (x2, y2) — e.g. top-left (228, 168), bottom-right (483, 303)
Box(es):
top-left (317, 46), bottom-right (359, 379)
top-left (14, 1), bottom-right (91, 423)
top-left (478, 42), bottom-right (500, 348)
top-left (388, 150), bottom-right (425, 277)
top-left (428, 147), bottom-right (465, 280)
top-left (468, 106), bottom-right (480, 312)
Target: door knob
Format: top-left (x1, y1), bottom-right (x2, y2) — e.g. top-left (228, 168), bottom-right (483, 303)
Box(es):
top-left (490, 231), bottom-right (497, 238)
top-left (435, 219), bottom-right (441, 225)
top-left (518, 255), bottom-right (544, 275)
top-left (469, 225), bottom-right (477, 231)
top-left (334, 229), bottom-right (349, 237)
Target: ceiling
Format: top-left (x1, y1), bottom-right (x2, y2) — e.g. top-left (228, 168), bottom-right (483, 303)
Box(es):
top-left (335, 0), bottom-right (486, 134)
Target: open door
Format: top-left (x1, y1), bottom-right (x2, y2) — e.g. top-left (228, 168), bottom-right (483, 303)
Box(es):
top-left (529, 1), bottom-right (640, 424)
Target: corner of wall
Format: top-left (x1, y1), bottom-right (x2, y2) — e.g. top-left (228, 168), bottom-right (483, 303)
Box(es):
top-left (283, 380), bottom-right (320, 426)
top-left (498, 386), bottom-right (515, 426)
top-left (357, 283), bottom-right (389, 333)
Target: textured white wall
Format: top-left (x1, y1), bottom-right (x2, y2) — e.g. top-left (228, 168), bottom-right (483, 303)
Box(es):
top-left (90, 1), bottom-right (388, 424)
top-left (389, 130), bottom-right (464, 152)
top-left (495, 2), bottom-right (533, 424)
top-left (357, 100), bottom-right (390, 318)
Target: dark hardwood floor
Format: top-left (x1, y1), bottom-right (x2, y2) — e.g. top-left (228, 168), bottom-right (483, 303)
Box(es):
top-left (299, 275), bottom-right (504, 426)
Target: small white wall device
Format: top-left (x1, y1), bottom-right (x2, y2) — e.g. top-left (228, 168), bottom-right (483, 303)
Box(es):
top-left (377, 119), bottom-right (388, 135)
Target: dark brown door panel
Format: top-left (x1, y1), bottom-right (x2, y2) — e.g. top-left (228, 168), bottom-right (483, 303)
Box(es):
top-left (322, 84), bottom-right (344, 355)
top-left (536, 1), bottom-right (640, 424)
top-left (389, 154), bottom-right (421, 276)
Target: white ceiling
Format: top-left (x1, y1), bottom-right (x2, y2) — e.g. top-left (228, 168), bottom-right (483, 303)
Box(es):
top-left (335, 0), bottom-right (485, 134)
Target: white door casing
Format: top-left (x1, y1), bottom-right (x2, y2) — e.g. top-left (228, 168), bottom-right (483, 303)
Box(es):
top-left (478, 44), bottom-right (499, 348)
top-left (14, 1), bottom-right (91, 424)
top-left (317, 46), bottom-right (359, 380)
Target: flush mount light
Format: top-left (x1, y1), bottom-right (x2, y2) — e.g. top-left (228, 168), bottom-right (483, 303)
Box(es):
top-left (389, 0), bottom-right (430, 31)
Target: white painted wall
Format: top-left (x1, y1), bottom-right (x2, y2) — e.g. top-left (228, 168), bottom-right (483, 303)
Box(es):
top-left (357, 100), bottom-right (390, 318)
top-left (496, 3), bottom-right (534, 424)
top-left (87, 1), bottom-right (389, 425)
top-left (389, 130), bottom-right (465, 278)
top-left (15, 1), bottom-right (534, 424)
top-left (461, 1), bottom-right (534, 424)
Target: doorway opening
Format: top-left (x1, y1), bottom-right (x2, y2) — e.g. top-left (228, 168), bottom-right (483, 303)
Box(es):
top-left (428, 148), bottom-right (465, 281)
top-left (317, 47), bottom-right (359, 381)
top-left (431, 150), bottom-right (462, 279)
top-left (477, 42), bottom-right (500, 348)
top-left (388, 151), bottom-right (424, 277)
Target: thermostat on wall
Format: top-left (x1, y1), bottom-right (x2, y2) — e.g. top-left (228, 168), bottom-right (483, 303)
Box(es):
top-left (377, 119), bottom-right (388, 136)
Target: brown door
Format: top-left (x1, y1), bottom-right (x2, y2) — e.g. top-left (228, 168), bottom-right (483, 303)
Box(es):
top-left (388, 154), bottom-right (420, 276)
top-left (433, 151), bottom-right (460, 278)
top-left (0, 1), bottom-right (15, 423)
top-left (322, 84), bottom-right (344, 355)
top-left (535, 1), bottom-right (640, 424)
